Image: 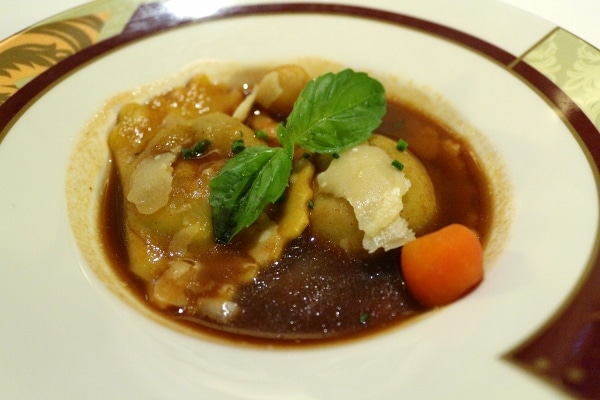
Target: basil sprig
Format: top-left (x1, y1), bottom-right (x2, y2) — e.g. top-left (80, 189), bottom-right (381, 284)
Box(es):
top-left (209, 146), bottom-right (292, 243)
top-left (209, 69), bottom-right (386, 244)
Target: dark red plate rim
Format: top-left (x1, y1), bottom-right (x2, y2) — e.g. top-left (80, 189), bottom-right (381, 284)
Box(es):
top-left (1, 3), bottom-right (598, 398)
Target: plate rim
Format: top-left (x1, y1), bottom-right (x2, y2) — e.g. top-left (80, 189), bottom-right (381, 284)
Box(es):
top-left (2, 1), bottom-right (600, 398)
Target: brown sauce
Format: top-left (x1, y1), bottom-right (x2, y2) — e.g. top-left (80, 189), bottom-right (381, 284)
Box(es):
top-left (379, 100), bottom-right (492, 241)
top-left (99, 98), bottom-right (492, 346)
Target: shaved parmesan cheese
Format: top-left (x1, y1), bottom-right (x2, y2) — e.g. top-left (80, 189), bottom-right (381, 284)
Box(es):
top-left (317, 143), bottom-right (414, 252)
top-left (126, 152), bottom-right (177, 214)
top-left (232, 86), bottom-right (257, 121)
top-left (255, 70), bottom-right (283, 109)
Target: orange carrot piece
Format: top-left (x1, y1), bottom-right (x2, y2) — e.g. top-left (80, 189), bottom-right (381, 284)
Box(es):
top-left (400, 223), bottom-right (484, 307)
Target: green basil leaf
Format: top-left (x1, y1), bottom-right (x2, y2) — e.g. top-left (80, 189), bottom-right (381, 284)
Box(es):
top-left (285, 69), bottom-right (386, 153)
top-left (276, 124), bottom-right (295, 158)
top-left (209, 69), bottom-right (386, 243)
top-left (209, 146), bottom-right (292, 244)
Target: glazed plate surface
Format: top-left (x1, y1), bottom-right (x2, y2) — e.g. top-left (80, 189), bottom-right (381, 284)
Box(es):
top-left (1, 0), bottom-right (599, 398)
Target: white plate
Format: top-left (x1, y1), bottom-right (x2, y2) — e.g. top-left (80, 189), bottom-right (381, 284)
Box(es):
top-left (1, 0), bottom-right (599, 398)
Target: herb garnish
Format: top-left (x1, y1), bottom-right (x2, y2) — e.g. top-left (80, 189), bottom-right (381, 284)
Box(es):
top-left (392, 159), bottom-right (405, 171)
top-left (231, 139), bottom-right (246, 154)
top-left (254, 129), bottom-right (269, 140)
top-left (396, 138), bottom-right (408, 151)
top-left (181, 139), bottom-right (211, 159)
top-left (209, 69), bottom-right (386, 244)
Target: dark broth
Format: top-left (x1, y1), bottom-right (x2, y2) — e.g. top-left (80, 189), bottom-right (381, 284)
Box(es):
top-left (100, 98), bottom-right (492, 346)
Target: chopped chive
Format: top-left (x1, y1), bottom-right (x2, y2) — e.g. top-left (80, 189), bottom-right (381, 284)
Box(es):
top-left (181, 139), bottom-right (211, 159)
top-left (396, 138), bottom-right (409, 151)
top-left (360, 313), bottom-right (369, 324)
top-left (332, 152), bottom-right (340, 159)
top-left (308, 199), bottom-right (315, 209)
top-left (231, 139), bottom-right (246, 154)
top-left (392, 159), bottom-right (404, 171)
top-left (254, 129), bottom-right (269, 140)
top-left (181, 148), bottom-right (194, 159)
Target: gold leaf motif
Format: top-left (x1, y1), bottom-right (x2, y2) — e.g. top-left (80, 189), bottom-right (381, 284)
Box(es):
top-left (565, 44), bottom-right (600, 127)
top-left (565, 44), bottom-right (600, 93)
top-left (0, 14), bottom-right (106, 104)
top-left (524, 29), bottom-right (600, 130)
top-left (524, 32), bottom-right (561, 83)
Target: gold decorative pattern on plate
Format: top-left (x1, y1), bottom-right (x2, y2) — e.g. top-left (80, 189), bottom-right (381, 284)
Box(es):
top-left (0, 0), bottom-right (152, 106)
top-left (0, 14), bottom-right (107, 104)
top-left (524, 28), bottom-right (600, 129)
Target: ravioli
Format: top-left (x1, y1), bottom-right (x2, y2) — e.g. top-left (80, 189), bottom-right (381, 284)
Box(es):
top-left (92, 60), bottom-right (496, 342)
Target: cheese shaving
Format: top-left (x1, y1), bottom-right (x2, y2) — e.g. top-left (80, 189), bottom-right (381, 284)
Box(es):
top-left (317, 143), bottom-right (415, 252)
